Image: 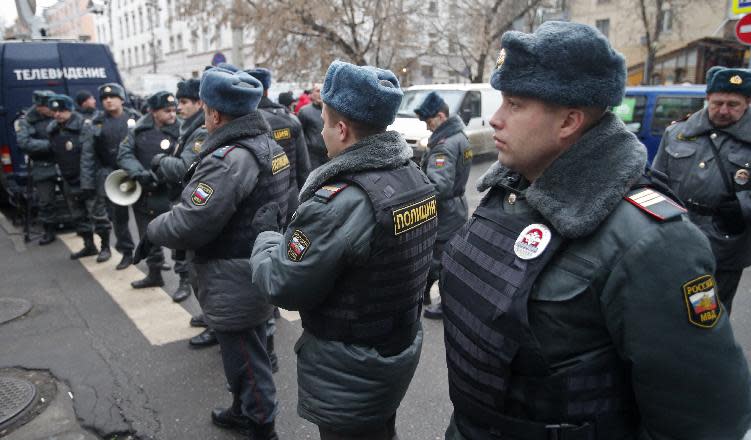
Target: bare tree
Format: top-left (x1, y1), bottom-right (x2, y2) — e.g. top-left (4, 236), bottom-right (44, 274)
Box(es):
top-left (429, 0), bottom-right (545, 83)
top-left (178, 0), bottom-right (423, 81)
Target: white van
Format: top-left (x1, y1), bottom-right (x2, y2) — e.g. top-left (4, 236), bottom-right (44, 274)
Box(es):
top-left (388, 83), bottom-right (502, 161)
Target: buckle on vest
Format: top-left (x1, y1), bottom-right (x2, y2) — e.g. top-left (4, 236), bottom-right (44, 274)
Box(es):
top-left (545, 422), bottom-right (592, 440)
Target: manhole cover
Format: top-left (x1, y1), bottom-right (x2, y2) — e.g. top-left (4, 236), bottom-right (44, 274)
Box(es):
top-left (0, 376), bottom-right (37, 429)
top-left (0, 298), bottom-right (32, 324)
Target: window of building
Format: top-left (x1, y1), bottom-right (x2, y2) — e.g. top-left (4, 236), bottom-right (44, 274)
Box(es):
top-left (138, 8), bottom-right (143, 33)
top-left (127, 48), bottom-right (131, 67)
top-left (119, 17), bottom-right (124, 38)
top-left (134, 46), bottom-right (139, 65)
top-left (121, 49), bottom-right (125, 66)
top-left (191, 32), bottom-right (198, 53)
top-left (169, 36), bottom-right (174, 52)
top-left (661, 7), bottom-right (672, 33)
top-left (421, 65), bottom-right (433, 82)
top-left (595, 19), bottom-right (610, 39)
top-left (157, 40), bottom-right (163, 59)
top-left (428, 1), bottom-right (437, 12)
top-left (202, 26), bottom-right (210, 51)
top-left (177, 34), bottom-right (183, 50)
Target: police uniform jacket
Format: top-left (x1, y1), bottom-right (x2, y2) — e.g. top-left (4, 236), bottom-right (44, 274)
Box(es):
top-left (117, 113), bottom-right (179, 216)
top-left (298, 103), bottom-right (327, 169)
top-left (80, 107), bottom-right (141, 192)
top-left (444, 112), bottom-right (751, 440)
top-left (251, 131), bottom-right (430, 432)
top-left (156, 110), bottom-right (207, 200)
top-left (46, 111), bottom-right (86, 186)
top-left (148, 112), bottom-right (287, 332)
top-left (15, 107), bottom-right (57, 180)
top-left (654, 107), bottom-right (751, 269)
top-left (419, 115), bottom-right (471, 241)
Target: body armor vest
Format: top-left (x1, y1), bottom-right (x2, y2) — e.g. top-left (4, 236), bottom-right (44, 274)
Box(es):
top-left (95, 112), bottom-right (132, 169)
top-left (259, 104), bottom-right (298, 191)
top-left (195, 138), bottom-right (290, 260)
top-left (49, 124), bottom-right (83, 184)
top-left (300, 162), bottom-right (438, 355)
top-left (442, 186), bottom-right (635, 438)
top-left (134, 126), bottom-right (176, 170)
top-left (28, 112), bottom-right (55, 163)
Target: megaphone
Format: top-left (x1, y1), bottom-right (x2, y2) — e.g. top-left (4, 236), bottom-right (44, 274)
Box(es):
top-left (105, 169), bottom-right (142, 206)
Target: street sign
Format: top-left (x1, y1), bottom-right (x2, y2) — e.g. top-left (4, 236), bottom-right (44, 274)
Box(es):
top-left (734, 0), bottom-right (751, 16)
top-left (211, 52), bottom-right (226, 66)
top-left (736, 14), bottom-right (751, 45)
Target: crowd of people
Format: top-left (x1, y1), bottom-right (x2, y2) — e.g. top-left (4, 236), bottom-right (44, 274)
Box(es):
top-left (13, 20), bottom-right (751, 440)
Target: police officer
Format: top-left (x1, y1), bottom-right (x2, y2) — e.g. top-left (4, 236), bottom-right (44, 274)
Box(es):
top-left (149, 79), bottom-right (207, 305)
top-left (47, 95), bottom-right (111, 260)
top-left (75, 90), bottom-right (98, 120)
top-left (298, 83), bottom-right (328, 169)
top-left (247, 67), bottom-right (312, 372)
top-left (440, 22), bottom-right (751, 440)
top-left (413, 91), bottom-right (472, 319)
top-left (654, 67), bottom-right (751, 313)
top-left (251, 61), bottom-right (437, 440)
top-left (118, 91), bottom-right (179, 289)
top-left (146, 66), bottom-right (284, 439)
top-left (15, 90), bottom-right (58, 245)
top-left (81, 83), bottom-right (141, 269)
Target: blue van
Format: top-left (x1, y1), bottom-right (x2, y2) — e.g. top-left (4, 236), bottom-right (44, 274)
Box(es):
top-left (613, 85), bottom-right (706, 163)
top-left (0, 41), bottom-right (124, 204)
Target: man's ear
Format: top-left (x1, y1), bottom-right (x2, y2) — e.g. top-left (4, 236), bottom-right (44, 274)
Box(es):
top-left (337, 120), bottom-right (349, 143)
top-left (559, 108), bottom-right (586, 140)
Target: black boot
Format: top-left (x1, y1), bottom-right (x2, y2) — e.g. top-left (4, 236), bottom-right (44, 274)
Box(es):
top-left (423, 279), bottom-right (434, 306)
top-left (39, 224), bottom-right (56, 246)
top-left (70, 232), bottom-right (98, 259)
top-left (250, 420), bottom-right (278, 440)
top-left (96, 233), bottom-right (111, 263)
top-left (189, 314), bottom-right (207, 327)
top-left (130, 266), bottom-right (164, 289)
top-left (189, 328), bottom-right (218, 348)
top-left (423, 303), bottom-right (443, 320)
top-left (267, 335), bottom-right (278, 374)
top-left (116, 252), bottom-right (133, 270)
top-left (172, 273), bottom-right (191, 303)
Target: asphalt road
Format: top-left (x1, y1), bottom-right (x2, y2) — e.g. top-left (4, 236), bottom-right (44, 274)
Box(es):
top-left (1, 155), bottom-right (751, 439)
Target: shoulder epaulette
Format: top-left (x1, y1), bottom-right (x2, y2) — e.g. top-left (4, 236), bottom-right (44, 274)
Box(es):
top-left (624, 187), bottom-right (686, 222)
top-left (212, 145), bottom-right (237, 159)
top-left (314, 183), bottom-right (349, 203)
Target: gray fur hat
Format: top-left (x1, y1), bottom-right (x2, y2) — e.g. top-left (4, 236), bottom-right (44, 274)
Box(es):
top-left (98, 83), bottom-right (126, 100)
top-left (490, 21), bottom-right (626, 108)
top-left (322, 60), bottom-right (403, 127)
top-left (200, 66), bottom-right (263, 116)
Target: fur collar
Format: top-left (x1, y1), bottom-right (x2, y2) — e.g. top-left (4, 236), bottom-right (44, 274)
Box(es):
top-left (429, 115), bottom-right (466, 148)
top-left (299, 130), bottom-right (412, 202)
top-left (201, 111), bottom-right (270, 156)
top-left (680, 107), bottom-right (751, 144)
top-left (477, 112), bottom-right (647, 238)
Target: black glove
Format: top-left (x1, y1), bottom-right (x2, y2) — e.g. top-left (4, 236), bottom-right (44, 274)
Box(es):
top-left (80, 188), bottom-right (96, 200)
top-left (133, 236), bottom-right (153, 265)
top-left (715, 197), bottom-right (745, 235)
top-left (135, 171), bottom-right (158, 188)
top-left (150, 153), bottom-right (166, 172)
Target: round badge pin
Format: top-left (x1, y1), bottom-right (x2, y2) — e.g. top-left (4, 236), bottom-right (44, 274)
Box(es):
top-left (160, 139), bottom-right (171, 150)
top-left (514, 224), bottom-right (552, 260)
top-left (65, 141), bottom-right (73, 151)
top-left (127, 118), bottom-right (136, 128)
top-left (735, 169), bottom-right (750, 186)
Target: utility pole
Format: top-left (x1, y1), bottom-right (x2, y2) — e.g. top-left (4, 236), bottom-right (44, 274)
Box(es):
top-left (147, 0), bottom-right (159, 73)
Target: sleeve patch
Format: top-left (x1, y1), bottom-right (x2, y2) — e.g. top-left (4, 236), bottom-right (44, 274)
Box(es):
top-left (271, 152), bottom-right (291, 175)
top-left (287, 229), bottom-right (311, 262)
top-left (273, 128), bottom-right (291, 141)
top-left (624, 188), bottom-right (686, 221)
top-left (191, 182), bottom-right (214, 206)
top-left (392, 195), bottom-right (437, 236)
top-left (463, 149), bottom-right (473, 162)
top-left (434, 154), bottom-right (446, 168)
top-left (314, 183), bottom-right (349, 202)
top-left (683, 275), bottom-right (721, 328)
top-left (192, 141), bottom-right (203, 154)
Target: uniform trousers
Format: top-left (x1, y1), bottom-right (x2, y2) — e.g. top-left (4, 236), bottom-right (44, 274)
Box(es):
top-left (35, 175), bottom-right (58, 226)
top-left (214, 325), bottom-right (278, 425)
top-left (133, 209), bottom-right (165, 269)
top-left (62, 180), bottom-right (111, 235)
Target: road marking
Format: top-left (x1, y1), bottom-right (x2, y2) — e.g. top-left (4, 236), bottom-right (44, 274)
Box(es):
top-left (279, 308), bottom-right (300, 322)
top-left (0, 211), bottom-right (27, 252)
top-left (59, 233), bottom-right (202, 346)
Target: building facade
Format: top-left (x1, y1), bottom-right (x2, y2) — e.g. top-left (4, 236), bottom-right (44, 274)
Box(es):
top-left (44, 0), bottom-right (99, 40)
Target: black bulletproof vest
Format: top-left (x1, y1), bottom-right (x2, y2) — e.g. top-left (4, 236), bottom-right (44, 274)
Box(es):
top-left (49, 123), bottom-right (83, 184)
top-left (259, 105), bottom-right (298, 191)
top-left (95, 112), bottom-right (134, 168)
top-left (28, 111), bottom-right (55, 163)
top-left (134, 125), bottom-right (177, 169)
top-left (299, 162), bottom-right (438, 355)
top-left (194, 138), bottom-right (290, 260)
top-left (442, 186), bottom-right (634, 433)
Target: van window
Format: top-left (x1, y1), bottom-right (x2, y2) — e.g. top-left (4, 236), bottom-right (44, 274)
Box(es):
top-left (459, 91), bottom-right (481, 124)
top-left (613, 95), bottom-right (646, 133)
top-left (397, 90), bottom-right (466, 118)
top-left (651, 96), bottom-right (705, 135)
